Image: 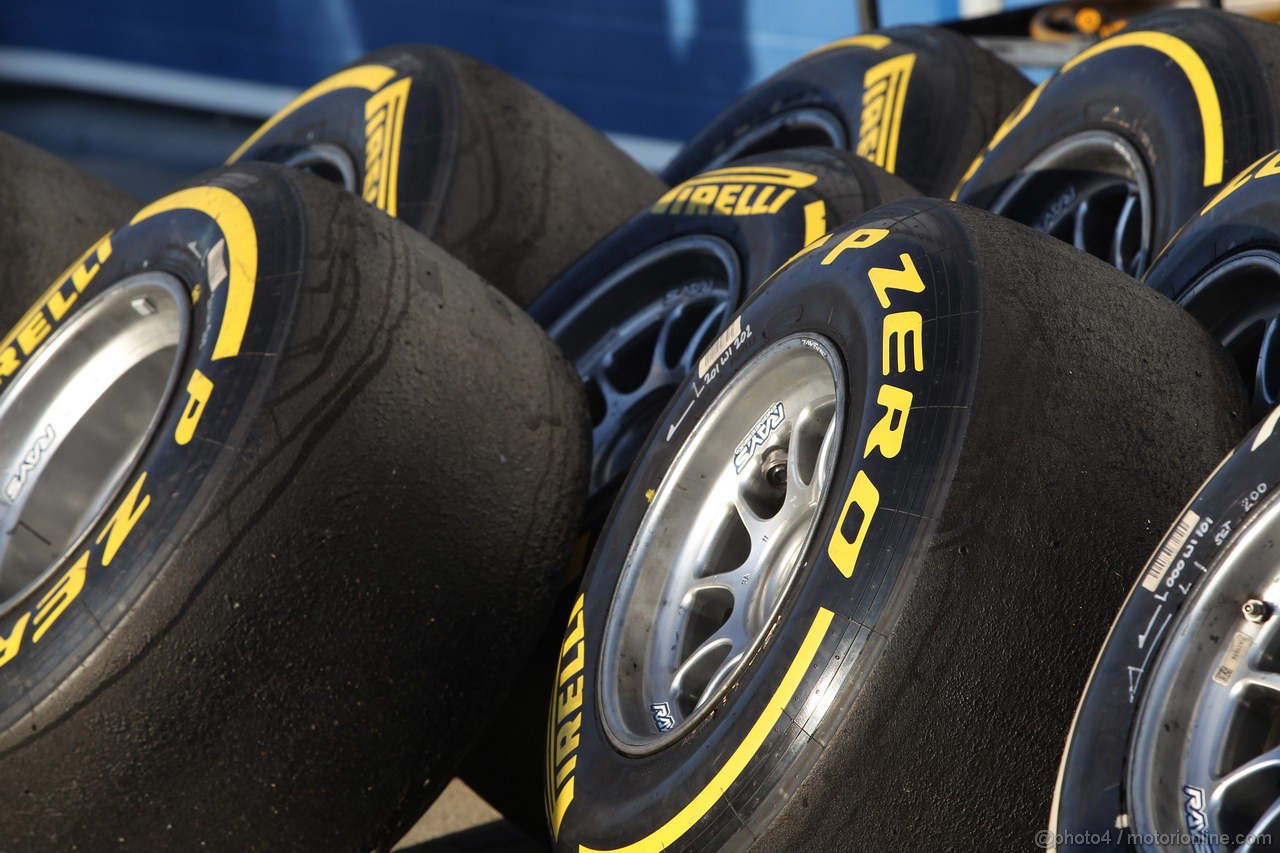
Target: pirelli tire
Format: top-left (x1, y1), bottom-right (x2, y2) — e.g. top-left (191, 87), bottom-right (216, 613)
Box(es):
top-left (1142, 147), bottom-right (1280, 423)
top-left (954, 8), bottom-right (1280, 278)
top-left (1051, 412), bottom-right (1280, 853)
top-left (661, 27), bottom-right (1031, 199)
top-left (461, 147), bottom-right (915, 836)
top-left (547, 201), bottom-right (1247, 852)
top-left (531, 147), bottom-right (918, 507)
top-left (0, 163), bottom-right (588, 851)
top-left (228, 43), bottom-right (665, 307)
top-left (0, 131), bottom-right (138, 334)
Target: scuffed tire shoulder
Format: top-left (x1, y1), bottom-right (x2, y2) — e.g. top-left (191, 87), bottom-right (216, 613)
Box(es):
top-left (231, 44), bottom-right (666, 306)
top-left (662, 27), bottom-right (1031, 199)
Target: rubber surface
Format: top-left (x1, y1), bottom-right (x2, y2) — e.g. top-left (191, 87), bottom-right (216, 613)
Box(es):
top-left (231, 44), bottom-right (665, 307)
top-left (464, 148), bottom-right (917, 838)
top-left (955, 8), bottom-right (1280, 268)
top-left (551, 200), bottom-right (1246, 852)
top-left (0, 163), bottom-right (589, 852)
top-left (1051, 414), bottom-right (1280, 852)
top-left (0, 131), bottom-right (138, 335)
top-left (1143, 146), bottom-right (1280, 407)
top-left (662, 27), bottom-right (1031, 199)
top-left (1053, 145), bottom-right (1280, 852)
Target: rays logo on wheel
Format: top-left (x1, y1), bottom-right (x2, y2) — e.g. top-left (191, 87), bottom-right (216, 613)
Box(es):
top-left (733, 402), bottom-right (785, 473)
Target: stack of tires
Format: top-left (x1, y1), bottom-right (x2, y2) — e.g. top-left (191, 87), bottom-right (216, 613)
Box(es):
top-left (2, 9), bottom-right (1279, 852)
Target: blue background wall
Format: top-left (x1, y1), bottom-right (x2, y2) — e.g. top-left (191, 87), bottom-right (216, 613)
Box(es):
top-left (0, 0), bottom-right (1033, 142)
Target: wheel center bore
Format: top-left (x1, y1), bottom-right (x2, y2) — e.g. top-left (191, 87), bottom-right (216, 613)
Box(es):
top-left (599, 333), bottom-right (846, 755)
top-left (0, 274), bottom-right (189, 607)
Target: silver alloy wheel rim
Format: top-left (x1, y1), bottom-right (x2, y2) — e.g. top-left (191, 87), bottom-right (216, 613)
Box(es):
top-left (1179, 252), bottom-right (1280, 423)
top-left (1130, 493), bottom-right (1280, 850)
top-left (701, 108), bottom-right (847, 172)
top-left (599, 333), bottom-right (845, 755)
top-left (282, 143), bottom-right (359, 192)
top-left (0, 273), bottom-right (189, 607)
top-left (990, 130), bottom-right (1153, 276)
top-left (548, 236), bottom-right (741, 497)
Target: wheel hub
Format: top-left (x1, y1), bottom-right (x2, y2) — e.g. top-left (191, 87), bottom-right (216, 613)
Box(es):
top-left (599, 333), bottom-right (846, 755)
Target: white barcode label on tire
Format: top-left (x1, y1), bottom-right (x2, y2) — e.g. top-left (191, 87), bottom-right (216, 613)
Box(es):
top-left (1142, 509), bottom-right (1201, 592)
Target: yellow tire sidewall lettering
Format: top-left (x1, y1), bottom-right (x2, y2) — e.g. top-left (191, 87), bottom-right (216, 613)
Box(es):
top-left (131, 187), bottom-right (258, 362)
top-left (0, 182), bottom-right (263, 670)
top-left (954, 30), bottom-right (1223, 200)
top-left (550, 594), bottom-right (587, 840)
top-left (0, 233), bottom-right (113, 392)
top-left (362, 77), bottom-right (412, 217)
top-left (577, 608), bottom-right (835, 853)
top-left (227, 64), bottom-right (399, 163)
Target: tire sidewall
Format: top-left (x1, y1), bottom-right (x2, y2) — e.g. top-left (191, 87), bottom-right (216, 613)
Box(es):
top-left (1053, 423), bottom-right (1280, 852)
top-left (0, 166), bottom-right (300, 741)
top-left (229, 45), bottom-right (460, 235)
top-left (956, 10), bottom-right (1278, 252)
top-left (1144, 149), bottom-right (1280, 304)
top-left (664, 27), bottom-right (981, 198)
top-left (530, 149), bottom-right (900, 331)
top-left (552, 202), bottom-right (981, 850)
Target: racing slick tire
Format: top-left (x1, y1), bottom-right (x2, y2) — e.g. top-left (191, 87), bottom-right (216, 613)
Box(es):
top-left (1052, 405), bottom-right (1280, 852)
top-left (0, 162), bottom-right (588, 852)
top-left (1143, 147), bottom-right (1280, 423)
top-left (661, 26), bottom-right (1031, 199)
top-left (548, 200), bottom-right (1246, 852)
top-left (461, 147), bottom-right (916, 837)
top-left (229, 44), bottom-right (665, 306)
top-left (954, 8), bottom-right (1280, 278)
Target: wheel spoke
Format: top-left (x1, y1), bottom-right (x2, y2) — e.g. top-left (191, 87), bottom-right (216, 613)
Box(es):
top-left (589, 368), bottom-right (627, 431)
top-left (1112, 190), bottom-right (1140, 274)
top-left (1241, 798), bottom-right (1280, 851)
top-left (787, 395), bottom-right (838, 496)
top-left (1071, 195), bottom-right (1092, 256)
top-left (669, 606), bottom-right (750, 709)
top-left (733, 492), bottom-right (773, 537)
top-left (1254, 317), bottom-right (1280, 419)
top-left (1211, 744), bottom-right (1280, 816)
top-left (651, 303), bottom-right (686, 373)
top-left (685, 570), bottom-right (754, 608)
top-left (1234, 672), bottom-right (1280, 697)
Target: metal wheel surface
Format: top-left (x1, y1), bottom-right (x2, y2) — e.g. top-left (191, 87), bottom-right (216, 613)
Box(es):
top-left (1179, 252), bottom-right (1280, 423)
top-left (988, 130), bottom-right (1152, 276)
top-left (698, 108), bottom-right (847, 173)
top-left (547, 236), bottom-right (741, 497)
top-left (0, 273), bottom-right (188, 607)
top-left (1129, 490), bottom-right (1280, 851)
top-left (598, 332), bottom-right (846, 755)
